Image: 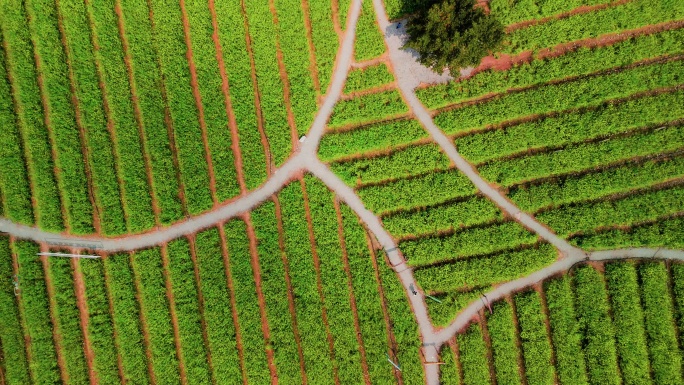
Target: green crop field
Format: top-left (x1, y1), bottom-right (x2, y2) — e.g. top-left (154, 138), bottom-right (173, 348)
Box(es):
top-left (0, 0), bottom-right (683, 383)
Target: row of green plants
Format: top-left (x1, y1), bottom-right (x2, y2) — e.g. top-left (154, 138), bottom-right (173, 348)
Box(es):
top-left (84, 0), bottom-right (155, 232)
top-left (44, 257), bottom-right (90, 385)
top-left (509, 155), bottom-right (684, 213)
top-left (571, 265), bottom-right (620, 385)
top-left (414, 244), bottom-right (556, 292)
top-left (377, 251), bottom-right (426, 383)
top-left (537, 184), bottom-right (684, 237)
top-left (0, 1), bottom-right (63, 231)
top-left (304, 177), bottom-right (366, 384)
top-left (319, 118), bottom-right (427, 161)
top-left (485, 301), bottom-right (522, 385)
top-left (102, 254), bottom-right (151, 384)
top-left (490, 0), bottom-right (615, 26)
top-left (479, 124), bottom-right (684, 186)
top-left (515, 291), bottom-right (555, 385)
top-left (434, 58), bottom-right (684, 134)
top-left (338, 0), bottom-right (352, 28)
top-left (458, 89), bottom-right (684, 165)
top-left (118, 0), bottom-right (184, 224)
top-left (345, 63), bottom-right (394, 94)
top-left (329, 90), bottom-right (407, 128)
top-left (417, 27), bottom-right (684, 109)
top-left (251, 203), bottom-right (304, 384)
top-left (244, 0), bottom-right (293, 166)
top-left (358, 169), bottom-right (477, 215)
top-left (148, 0), bottom-right (214, 214)
top-left (340, 204), bottom-right (398, 383)
top-left (439, 344), bottom-right (460, 384)
top-left (331, 143), bottom-right (451, 186)
top-left (604, 262), bottom-right (652, 384)
top-left (384, 196), bottom-right (502, 239)
top-left (457, 323), bottom-right (491, 385)
top-left (672, 264), bottom-right (684, 343)
top-left (211, 0), bottom-right (268, 190)
top-left (59, 0), bottom-right (127, 235)
top-left (130, 248), bottom-right (181, 383)
top-left (79, 259), bottom-right (121, 384)
top-left (308, 0), bottom-right (339, 92)
top-left (165, 239), bottom-right (212, 385)
top-left (504, 0), bottom-right (684, 54)
top-left (223, 219), bottom-right (272, 383)
top-left (543, 277), bottom-right (588, 385)
top-left (14, 241), bottom-right (62, 384)
top-left (193, 229), bottom-right (243, 384)
top-left (572, 215), bottom-right (684, 250)
top-left (0, 49), bottom-right (34, 225)
top-left (182, 0), bottom-right (241, 202)
top-left (638, 262), bottom-right (682, 384)
top-left (278, 183), bottom-right (338, 381)
top-left (274, 0), bottom-right (319, 135)
top-left (401, 221), bottom-right (538, 267)
top-left (0, 238), bottom-right (31, 384)
top-left (354, 0), bottom-right (386, 61)
top-left (26, 0), bottom-right (94, 233)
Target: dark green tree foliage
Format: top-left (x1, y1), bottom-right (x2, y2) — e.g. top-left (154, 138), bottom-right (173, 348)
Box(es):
top-left (404, 0), bottom-right (504, 74)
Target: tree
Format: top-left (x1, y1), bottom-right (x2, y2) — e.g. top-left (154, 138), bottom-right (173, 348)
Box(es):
top-left (404, 0), bottom-right (504, 75)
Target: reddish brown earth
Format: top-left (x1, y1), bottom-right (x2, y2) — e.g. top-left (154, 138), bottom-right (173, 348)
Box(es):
top-left (364, 228), bottom-right (404, 384)
top-left (272, 196), bottom-right (308, 384)
top-left (242, 213), bottom-right (278, 385)
top-left (71, 258), bottom-right (99, 385)
top-left (506, 0), bottom-right (633, 32)
top-left (99, 253), bottom-right (128, 384)
top-left (506, 296), bottom-right (528, 385)
top-left (128, 251), bottom-right (158, 385)
top-left (331, 0), bottom-right (343, 38)
top-left (328, 112), bottom-right (413, 134)
top-left (340, 83), bottom-right (398, 101)
top-left (533, 283), bottom-right (559, 384)
top-left (217, 224), bottom-right (249, 385)
top-left (300, 0), bottom-right (322, 95)
top-left (9, 238), bottom-right (34, 383)
top-left (325, 135), bottom-right (433, 164)
top-left (187, 236), bottom-right (216, 384)
top-left (113, 0), bottom-right (162, 226)
top-left (39, 249), bottom-right (69, 384)
top-left (448, 338), bottom-right (465, 384)
top-left (159, 244), bottom-right (189, 385)
top-left (240, 0), bottom-right (274, 176)
top-left (178, 0), bottom-right (219, 207)
top-left (351, 54), bottom-right (389, 69)
top-left (476, 310), bottom-right (498, 384)
top-left (207, 0), bottom-right (248, 196)
top-left (333, 197), bottom-right (371, 385)
top-left (299, 178), bottom-right (341, 385)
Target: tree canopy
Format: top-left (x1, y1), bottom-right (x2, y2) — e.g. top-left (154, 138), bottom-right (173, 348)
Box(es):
top-left (404, 0), bottom-right (504, 74)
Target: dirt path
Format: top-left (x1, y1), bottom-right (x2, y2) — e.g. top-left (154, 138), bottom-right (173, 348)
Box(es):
top-left (39, 249), bottom-right (70, 385)
top-left (128, 251), bottom-right (158, 385)
top-left (187, 236), bottom-right (216, 384)
top-left (71, 258), bottom-right (99, 385)
top-left (159, 244), bottom-right (188, 385)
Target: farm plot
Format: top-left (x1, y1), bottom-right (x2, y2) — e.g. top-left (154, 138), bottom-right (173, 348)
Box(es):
top-left (443, 261), bottom-right (683, 385)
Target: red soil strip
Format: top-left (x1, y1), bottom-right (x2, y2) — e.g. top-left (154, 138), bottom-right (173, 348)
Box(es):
top-left (54, 0), bottom-right (101, 234)
top-left (363, 227), bottom-right (404, 384)
top-left (340, 83), bottom-right (398, 101)
top-left (325, 136), bottom-right (434, 165)
top-left (71, 258), bottom-right (99, 385)
top-left (39, 248), bottom-right (69, 384)
top-left (187, 236), bottom-right (216, 384)
top-left (272, 196), bottom-right (308, 384)
top-left (128, 251), bottom-right (159, 385)
top-left (159, 244), bottom-right (189, 385)
top-left (328, 112), bottom-right (413, 134)
top-left (178, 0), bottom-right (218, 207)
top-left (448, 338), bottom-right (465, 384)
top-left (333, 197), bottom-right (371, 385)
top-left (474, 0), bottom-right (490, 15)
top-left (300, 0), bottom-right (322, 95)
top-left (269, 0), bottom-right (300, 146)
top-left (85, 0), bottom-right (131, 232)
top-left (506, 0), bottom-right (633, 32)
top-left (239, 0), bottom-right (274, 176)
top-left (9, 237), bottom-right (36, 384)
top-left (146, 0), bottom-right (189, 217)
top-left (299, 178), bottom-right (341, 385)
top-left (477, 310), bottom-right (498, 384)
top-left (506, 296), bottom-right (529, 385)
top-left (99, 253), bottom-right (129, 385)
top-left (351, 55), bottom-right (389, 69)
top-left (242, 213), bottom-right (278, 385)
top-left (331, 0), bottom-right (343, 38)
top-left (207, 0), bottom-right (248, 195)
top-left (216, 224), bottom-right (249, 385)
top-left (113, 0), bottom-right (161, 226)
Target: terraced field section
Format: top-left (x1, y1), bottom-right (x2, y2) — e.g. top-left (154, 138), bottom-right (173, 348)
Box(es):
top-left (0, 177), bottom-right (429, 384)
top-left (439, 261), bottom-right (684, 385)
top-left (0, 0), bottom-right (336, 235)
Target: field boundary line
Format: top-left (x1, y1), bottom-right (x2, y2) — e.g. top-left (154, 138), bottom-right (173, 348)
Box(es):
top-left (99, 253), bottom-right (130, 384)
top-left (39, 248), bottom-right (70, 384)
top-left (71, 258), bottom-right (99, 385)
top-left (300, 0), bottom-right (322, 95)
top-left (128, 251), bottom-right (158, 385)
top-left (505, 0), bottom-right (634, 32)
top-left (159, 244), bottom-right (188, 385)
